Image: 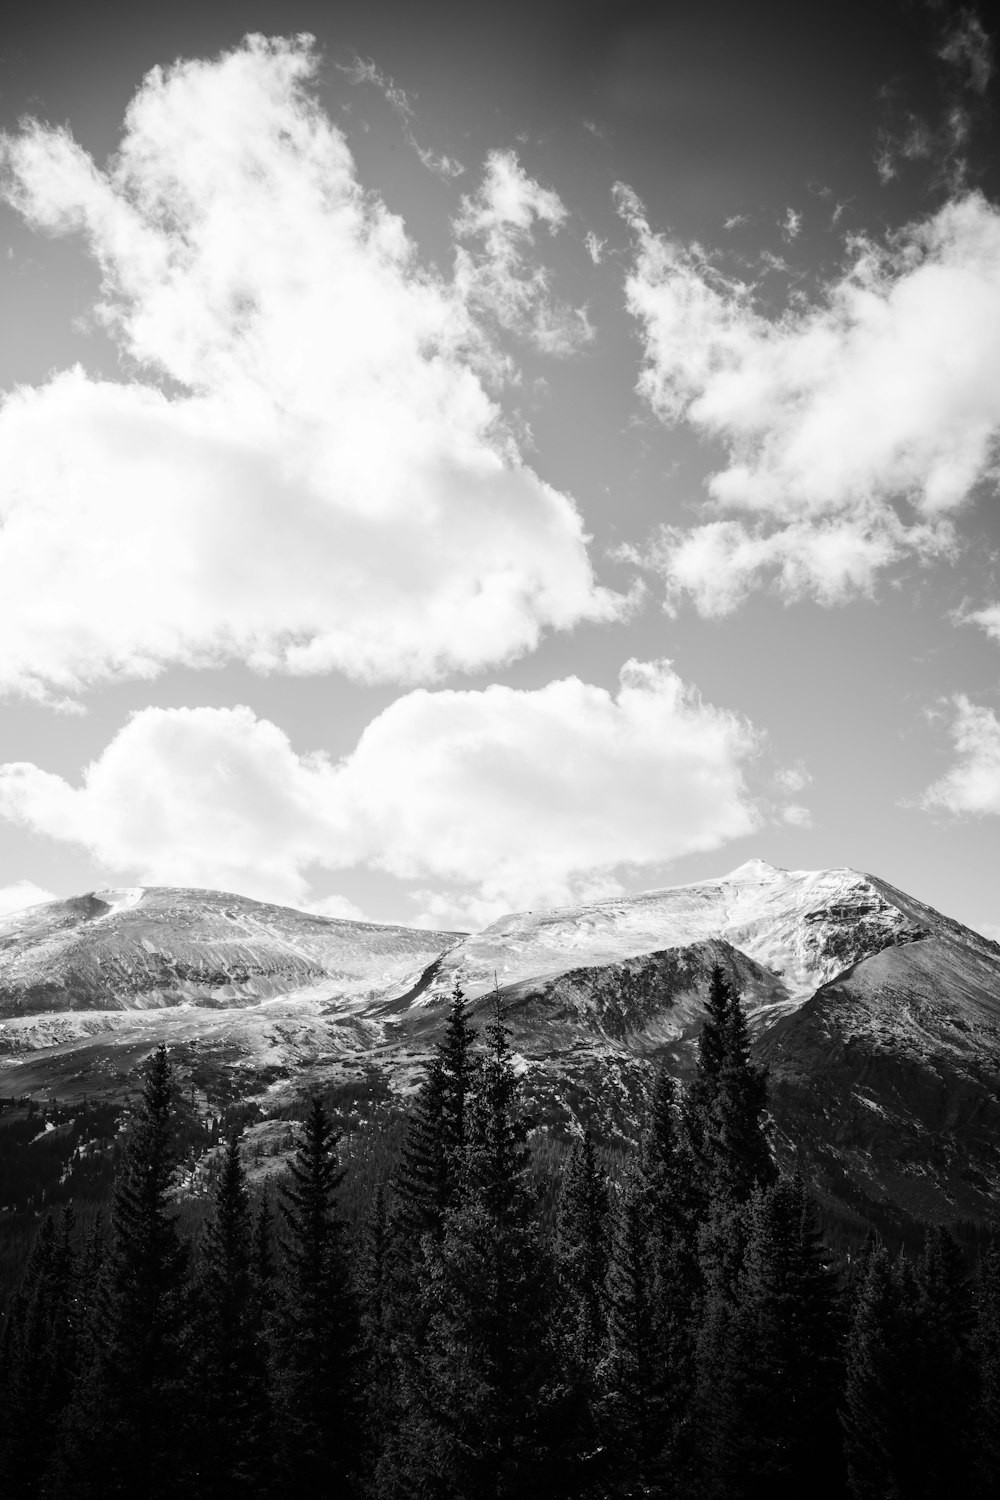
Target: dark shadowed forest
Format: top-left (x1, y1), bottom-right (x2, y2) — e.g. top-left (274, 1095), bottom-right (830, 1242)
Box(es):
top-left (2, 969), bottom-right (998, 1499)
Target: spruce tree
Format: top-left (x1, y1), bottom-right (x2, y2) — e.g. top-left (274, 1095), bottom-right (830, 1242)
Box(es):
top-left (841, 1245), bottom-right (922, 1500)
top-left (355, 1182), bottom-right (398, 1488)
top-left (551, 1132), bottom-right (611, 1494)
top-left (399, 993), bottom-right (555, 1499)
top-left (600, 1167), bottom-right (671, 1496)
top-left (909, 1227), bottom-right (977, 1495)
top-left (0, 1210), bottom-right (80, 1500)
top-left (394, 982), bottom-right (478, 1244)
top-left (276, 1096), bottom-right (360, 1495)
top-left (640, 1067), bottom-right (703, 1489)
top-left (555, 1131), bottom-right (609, 1368)
top-left (189, 1133), bottom-right (272, 1499)
top-left (706, 1175), bottom-right (843, 1500)
top-left (684, 965), bottom-right (774, 1206)
top-left (976, 1247), bottom-right (1000, 1494)
top-left (55, 1044), bottom-right (190, 1500)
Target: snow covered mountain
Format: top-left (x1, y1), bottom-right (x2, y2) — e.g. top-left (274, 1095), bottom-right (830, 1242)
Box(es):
top-left (2, 861), bottom-right (1000, 1232)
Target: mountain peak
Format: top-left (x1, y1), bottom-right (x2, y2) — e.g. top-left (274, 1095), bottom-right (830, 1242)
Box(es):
top-left (723, 858), bottom-right (784, 882)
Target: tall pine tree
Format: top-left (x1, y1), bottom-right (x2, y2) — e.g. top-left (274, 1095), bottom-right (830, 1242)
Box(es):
top-left (188, 1133), bottom-right (272, 1499)
top-left (397, 992), bottom-right (555, 1499)
top-left (276, 1097), bottom-right (360, 1496)
top-left (55, 1045), bottom-right (190, 1500)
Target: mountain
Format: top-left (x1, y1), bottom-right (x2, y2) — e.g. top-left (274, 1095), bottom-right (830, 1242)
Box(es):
top-left (2, 861), bottom-right (999, 1236)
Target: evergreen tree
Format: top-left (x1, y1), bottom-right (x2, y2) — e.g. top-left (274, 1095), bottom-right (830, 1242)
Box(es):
top-left (685, 966), bottom-right (774, 1206)
top-left (394, 982), bottom-right (478, 1244)
top-left (55, 1045), bottom-right (190, 1500)
top-left (275, 1096), bottom-right (360, 1496)
top-left (976, 1247), bottom-right (1000, 1495)
top-left (551, 1132), bottom-right (611, 1494)
top-left (0, 1209), bottom-right (80, 1500)
top-left (909, 1227), bottom-right (977, 1495)
top-left (355, 1182), bottom-right (398, 1489)
top-left (600, 1167), bottom-right (672, 1496)
top-left (393, 1055), bottom-right (451, 1242)
top-left (705, 1175), bottom-right (843, 1500)
top-left (397, 993), bottom-right (555, 1499)
top-left (626, 1067), bottom-right (704, 1494)
top-left (250, 1187), bottom-right (277, 1358)
top-left (555, 1131), bottom-right (609, 1368)
top-left (189, 1133), bottom-right (272, 1498)
top-left (842, 1245), bottom-right (923, 1500)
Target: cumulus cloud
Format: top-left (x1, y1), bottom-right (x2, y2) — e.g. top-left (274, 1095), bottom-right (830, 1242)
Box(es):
top-left (919, 696), bottom-right (1000, 816)
top-left (0, 35), bottom-right (616, 704)
top-left (0, 880), bottom-right (57, 917)
top-left (965, 603), bottom-right (1000, 643)
top-left (618, 186), bottom-right (1000, 614)
top-left (454, 150), bottom-right (593, 354)
top-left (0, 662), bottom-right (763, 916)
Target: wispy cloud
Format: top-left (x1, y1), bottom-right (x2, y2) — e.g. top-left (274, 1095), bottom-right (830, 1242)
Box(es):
top-left (0, 36), bottom-right (618, 704)
top-left (876, 7), bottom-right (995, 191)
top-left (340, 53), bottom-right (465, 177)
top-left (616, 185), bottom-right (1000, 614)
top-left (0, 662), bottom-right (763, 915)
top-left (454, 150), bottom-right (594, 355)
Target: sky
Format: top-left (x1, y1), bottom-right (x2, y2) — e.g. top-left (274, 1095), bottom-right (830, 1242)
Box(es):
top-left (0, 0), bottom-right (999, 936)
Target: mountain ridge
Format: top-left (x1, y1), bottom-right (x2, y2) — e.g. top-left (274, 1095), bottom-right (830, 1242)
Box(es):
top-left (3, 860), bottom-right (1000, 1232)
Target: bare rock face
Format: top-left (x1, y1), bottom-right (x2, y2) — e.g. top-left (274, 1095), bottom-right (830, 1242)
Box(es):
top-left (3, 862), bottom-right (1000, 1234)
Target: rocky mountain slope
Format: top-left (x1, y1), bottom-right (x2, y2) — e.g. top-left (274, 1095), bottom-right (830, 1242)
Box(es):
top-left (2, 861), bottom-right (999, 1234)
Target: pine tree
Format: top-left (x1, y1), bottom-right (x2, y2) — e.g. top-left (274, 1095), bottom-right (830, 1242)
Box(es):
top-left (393, 1055), bottom-right (451, 1242)
top-left (55, 1045), bottom-right (191, 1500)
top-left (0, 1209), bottom-right (80, 1500)
top-left (600, 1167), bottom-right (671, 1496)
top-left (976, 1247), bottom-right (1000, 1495)
top-left (189, 1133), bottom-right (272, 1498)
top-left (909, 1227), bottom-right (977, 1495)
top-left (550, 1132), bottom-right (611, 1494)
top-left (275, 1096), bottom-right (360, 1495)
top-left (394, 982), bottom-right (478, 1244)
top-left (640, 1067), bottom-right (703, 1489)
top-left (706, 1175), bottom-right (843, 1500)
top-left (397, 993), bottom-right (555, 1499)
top-left (355, 1182), bottom-right (398, 1487)
top-left (555, 1131), bottom-right (609, 1368)
top-left (684, 966), bottom-right (774, 1207)
top-left (841, 1245), bottom-right (922, 1500)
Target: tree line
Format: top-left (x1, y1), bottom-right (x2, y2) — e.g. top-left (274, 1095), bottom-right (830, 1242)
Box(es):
top-left (2, 966), bottom-right (999, 1498)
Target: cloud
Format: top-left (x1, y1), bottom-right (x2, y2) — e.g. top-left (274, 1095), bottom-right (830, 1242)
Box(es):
top-left (305, 893), bottom-right (370, 922)
top-left (0, 662), bottom-right (763, 915)
top-left (876, 8), bottom-right (995, 191)
top-left (0, 36), bottom-right (617, 704)
top-left (919, 695), bottom-right (1000, 815)
top-left (584, 230), bottom-right (605, 264)
top-left (0, 880), bottom-right (57, 917)
top-left (965, 603), bottom-right (1000, 643)
top-left (341, 54), bottom-right (465, 178)
top-left (781, 207), bottom-right (802, 241)
top-left (454, 150), bottom-right (593, 354)
top-left (617, 187), bottom-right (1000, 613)
top-left (939, 10), bottom-right (994, 98)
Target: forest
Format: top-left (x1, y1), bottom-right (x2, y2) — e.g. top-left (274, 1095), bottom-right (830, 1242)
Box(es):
top-left (1, 967), bottom-right (999, 1499)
